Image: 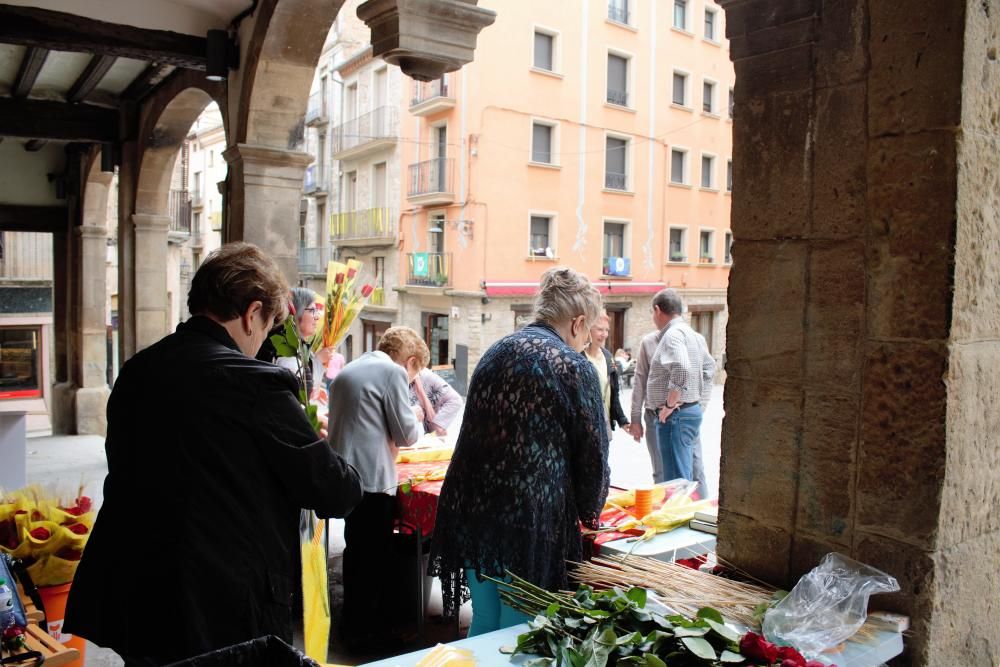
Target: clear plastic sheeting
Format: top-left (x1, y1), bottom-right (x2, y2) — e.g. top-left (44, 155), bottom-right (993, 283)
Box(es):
top-left (763, 552), bottom-right (900, 655)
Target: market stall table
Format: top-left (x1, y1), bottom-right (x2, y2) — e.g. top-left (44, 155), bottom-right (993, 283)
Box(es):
top-left (598, 525), bottom-right (717, 561)
top-left (360, 624), bottom-right (904, 667)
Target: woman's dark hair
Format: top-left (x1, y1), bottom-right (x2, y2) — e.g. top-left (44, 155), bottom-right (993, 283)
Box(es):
top-left (187, 242), bottom-right (289, 323)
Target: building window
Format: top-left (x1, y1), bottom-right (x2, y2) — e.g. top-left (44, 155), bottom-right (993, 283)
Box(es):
top-left (726, 159), bottom-right (733, 192)
top-left (299, 200), bottom-right (307, 247)
top-left (704, 8), bottom-right (717, 40)
top-left (728, 88), bottom-right (735, 118)
top-left (669, 228), bottom-right (687, 262)
top-left (605, 136), bottom-right (628, 190)
top-left (193, 211), bottom-right (201, 235)
top-left (533, 30), bottom-right (555, 71)
top-left (703, 80), bottom-right (716, 113)
top-left (423, 313), bottom-right (450, 366)
top-left (672, 72), bottom-right (687, 106)
top-left (608, 0), bottom-right (630, 24)
top-left (603, 221), bottom-right (626, 261)
top-left (701, 154), bottom-right (715, 188)
top-left (531, 122), bottom-right (554, 164)
top-left (0, 327), bottom-right (42, 399)
top-left (670, 148), bottom-right (687, 184)
top-left (607, 53), bottom-right (629, 107)
top-left (362, 319), bottom-right (390, 353)
top-left (724, 231), bottom-right (733, 264)
top-left (192, 171), bottom-right (202, 200)
top-left (673, 0), bottom-right (688, 30)
top-left (530, 215), bottom-right (553, 256)
top-left (699, 230), bottom-right (714, 263)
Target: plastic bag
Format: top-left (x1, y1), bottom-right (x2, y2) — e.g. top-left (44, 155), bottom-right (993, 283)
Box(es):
top-left (763, 552), bottom-right (899, 654)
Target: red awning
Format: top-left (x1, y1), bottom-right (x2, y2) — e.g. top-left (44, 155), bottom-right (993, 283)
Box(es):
top-left (483, 281), bottom-right (666, 297)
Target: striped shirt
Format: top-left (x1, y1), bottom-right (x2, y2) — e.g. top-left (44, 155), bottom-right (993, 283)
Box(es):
top-left (646, 317), bottom-right (715, 410)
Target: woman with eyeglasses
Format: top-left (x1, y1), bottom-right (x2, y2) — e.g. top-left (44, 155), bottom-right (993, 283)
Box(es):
top-left (275, 287), bottom-right (325, 396)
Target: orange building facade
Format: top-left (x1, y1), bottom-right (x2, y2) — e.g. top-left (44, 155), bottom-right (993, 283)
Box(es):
top-left (305, 0), bottom-right (734, 380)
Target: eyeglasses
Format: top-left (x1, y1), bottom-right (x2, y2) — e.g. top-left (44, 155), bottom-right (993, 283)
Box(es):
top-left (304, 307), bottom-right (320, 318)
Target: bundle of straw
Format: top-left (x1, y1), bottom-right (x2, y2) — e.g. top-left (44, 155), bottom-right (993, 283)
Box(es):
top-left (572, 556), bottom-right (776, 629)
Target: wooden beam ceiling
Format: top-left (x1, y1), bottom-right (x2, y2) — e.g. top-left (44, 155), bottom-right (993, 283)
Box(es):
top-left (11, 47), bottom-right (49, 98)
top-left (0, 205), bottom-right (67, 233)
top-left (0, 5), bottom-right (208, 71)
top-left (122, 62), bottom-right (176, 102)
top-left (0, 97), bottom-right (118, 142)
top-left (66, 55), bottom-right (117, 104)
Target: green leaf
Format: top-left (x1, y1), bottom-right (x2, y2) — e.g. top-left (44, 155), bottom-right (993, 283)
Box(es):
top-left (720, 649), bottom-right (746, 663)
top-left (696, 607), bottom-right (725, 624)
top-left (523, 658), bottom-right (556, 667)
top-left (706, 619), bottom-right (741, 643)
top-left (616, 631), bottom-right (643, 646)
top-left (641, 654), bottom-right (667, 667)
top-left (673, 626), bottom-right (710, 638)
top-left (626, 587), bottom-right (647, 608)
top-left (400, 481), bottom-right (411, 494)
top-left (270, 335), bottom-right (297, 358)
top-left (546, 602), bottom-right (560, 617)
top-left (681, 636), bottom-right (717, 661)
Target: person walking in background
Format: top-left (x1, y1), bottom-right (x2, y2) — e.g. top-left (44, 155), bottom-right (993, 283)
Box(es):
top-left (66, 243), bottom-right (363, 665)
top-left (584, 313), bottom-right (629, 439)
top-left (409, 366), bottom-right (464, 435)
top-left (430, 267), bottom-right (609, 637)
top-left (328, 326), bottom-right (426, 652)
top-left (646, 289), bottom-right (715, 487)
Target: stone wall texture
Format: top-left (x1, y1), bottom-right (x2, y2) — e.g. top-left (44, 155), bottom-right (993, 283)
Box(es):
top-left (717, 0), bottom-right (999, 663)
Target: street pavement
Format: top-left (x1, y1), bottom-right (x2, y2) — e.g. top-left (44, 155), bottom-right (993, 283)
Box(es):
top-left (23, 383), bottom-right (725, 666)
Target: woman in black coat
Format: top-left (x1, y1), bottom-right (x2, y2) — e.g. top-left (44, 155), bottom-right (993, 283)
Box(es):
top-left (65, 243), bottom-right (363, 665)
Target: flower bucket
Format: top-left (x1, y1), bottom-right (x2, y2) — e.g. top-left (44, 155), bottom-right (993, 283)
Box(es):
top-left (38, 582), bottom-right (86, 667)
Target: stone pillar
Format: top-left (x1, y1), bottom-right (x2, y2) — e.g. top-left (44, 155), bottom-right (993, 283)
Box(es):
top-left (74, 224), bottom-right (111, 435)
top-left (132, 214), bottom-right (170, 350)
top-left (49, 228), bottom-right (75, 434)
top-left (716, 0), bottom-right (998, 663)
top-left (223, 144), bottom-right (314, 283)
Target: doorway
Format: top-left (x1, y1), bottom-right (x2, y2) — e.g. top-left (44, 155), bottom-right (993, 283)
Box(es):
top-left (422, 312), bottom-right (449, 367)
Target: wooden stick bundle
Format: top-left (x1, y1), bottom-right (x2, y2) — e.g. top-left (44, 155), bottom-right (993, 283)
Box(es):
top-left (572, 556), bottom-right (776, 628)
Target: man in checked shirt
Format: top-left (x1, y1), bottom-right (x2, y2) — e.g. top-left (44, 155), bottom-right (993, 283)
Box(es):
top-left (633, 288), bottom-right (715, 487)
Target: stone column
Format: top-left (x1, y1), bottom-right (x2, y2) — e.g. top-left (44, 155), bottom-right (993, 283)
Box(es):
top-left (224, 144), bottom-right (314, 283)
top-left (132, 214), bottom-right (170, 351)
top-left (716, 0), bottom-right (998, 663)
top-left (74, 224), bottom-right (111, 435)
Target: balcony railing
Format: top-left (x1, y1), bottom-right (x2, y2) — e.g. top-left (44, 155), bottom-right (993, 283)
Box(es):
top-left (168, 189), bottom-right (192, 235)
top-left (330, 207), bottom-right (396, 242)
top-left (407, 252), bottom-right (452, 287)
top-left (411, 79), bottom-right (450, 107)
top-left (304, 165), bottom-right (329, 194)
top-left (607, 88), bottom-right (628, 106)
top-left (332, 106), bottom-right (397, 156)
top-left (608, 3), bottom-right (630, 24)
top-left (191, 189), bottom-right (203, 207)
top-left (298, 246), bottom-right (331, 274)
top-left (408, 157), bottom-right (453, 199)
top-left (305, 91), bottom-right (327, 125)
top-left (604, 171), bottom-right (627, 190)
top-left (369, 287), bottom-right (386, 306)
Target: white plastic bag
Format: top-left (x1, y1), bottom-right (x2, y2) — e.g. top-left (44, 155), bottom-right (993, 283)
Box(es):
top-left (763, 552), bottom-right (899, 654)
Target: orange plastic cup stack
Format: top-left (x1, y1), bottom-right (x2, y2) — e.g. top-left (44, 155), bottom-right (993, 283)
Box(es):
top-left (633, 487), bottom-right (654, 519)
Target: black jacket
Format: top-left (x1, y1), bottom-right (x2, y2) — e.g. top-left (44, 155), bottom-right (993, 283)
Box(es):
top-left (65, 316), bottom-right (363, 664)
top-left (601, 347), bottom-right (630, 431)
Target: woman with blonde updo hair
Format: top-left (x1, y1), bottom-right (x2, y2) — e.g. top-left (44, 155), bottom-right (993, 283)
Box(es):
top-left (430, 267), bottom-right (610, 636)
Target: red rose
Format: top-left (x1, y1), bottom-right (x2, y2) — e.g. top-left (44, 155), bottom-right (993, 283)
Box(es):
top-left (335, 272), bottom-right (345, 284)
top-left (740, 632), bottom-right (779, 664)
top-left (68, 523), bottom-right (89, 535)
top-left (29, 527), bottom-right (51, 540)
top-left (60, 506), bottom-right (85, 516)
top-left (287, 300), bottom-right (296, 316)
top-left (347, 267), bottom-right (357, 279)
top-left (77, 496), bottom-right (93, 512)
top-left (361, 284), bottom-right (374, 298)
top-left (777, 646), bottom-right (806, 666)
top-left (805, 662), bottom-right (827, 667)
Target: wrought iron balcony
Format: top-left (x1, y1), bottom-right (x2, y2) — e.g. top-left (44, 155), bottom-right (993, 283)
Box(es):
top-left (330, 207), bottom-right (397, 245)
top-left (409, 78), bottom-right (455, 116)
top-left (305, 91), bottom-right (327, 126)
top-left (168, 189), bottom-right (192, 238)
top-left (607, 88), bottom-right (628, 107)
top-left (406, 252), bottom-right (451, 287)
top-left (304, 165), bottom-right (329, 195)
top-left (608, 3), bottom-right (630, 24)
top-left (298, 246), bottom-right (331, 275)
top-left (604, 171), bottom-right (627, 190)
top-left (332, 106), bottom-right (398, 159)
top-left (407, 157), bottom-right (454, 205)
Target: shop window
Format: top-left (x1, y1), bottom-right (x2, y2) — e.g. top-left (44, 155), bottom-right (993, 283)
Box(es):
top-left (0, 327), bottom-right (42, 399)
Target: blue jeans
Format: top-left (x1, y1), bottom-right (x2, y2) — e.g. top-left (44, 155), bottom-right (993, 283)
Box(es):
top-left (465, 570), bottom-right (531, 637)
top-left (656, 404), bottom-right (703, 483)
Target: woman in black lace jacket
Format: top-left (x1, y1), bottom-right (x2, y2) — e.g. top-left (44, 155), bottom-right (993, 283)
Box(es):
top-left (429, 267), bottom-right (610, 636)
